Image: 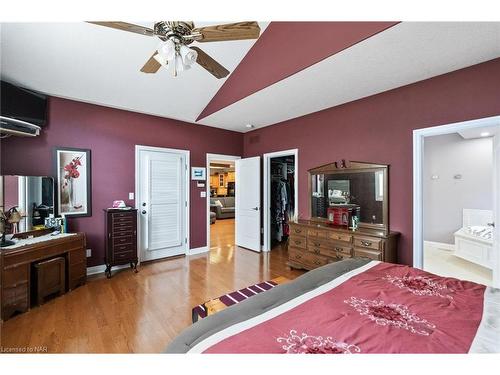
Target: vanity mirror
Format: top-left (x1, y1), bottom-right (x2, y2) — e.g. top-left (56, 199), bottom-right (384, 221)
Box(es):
top-left (309, 160), bottom-right (389, 234)
top-left (1, 175), bottom-right (55, 233)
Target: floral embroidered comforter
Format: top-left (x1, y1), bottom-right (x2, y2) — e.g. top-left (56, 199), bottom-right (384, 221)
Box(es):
top-left (186, 261), bottom-right (499, 353)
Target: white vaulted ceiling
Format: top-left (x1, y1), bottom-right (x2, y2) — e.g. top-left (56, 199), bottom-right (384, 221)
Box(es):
top-left (1, 22), bottom-right (499, 132)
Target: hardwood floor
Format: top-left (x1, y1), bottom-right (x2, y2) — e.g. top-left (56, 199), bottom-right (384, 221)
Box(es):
top-left (0, 219), bottom-right (303, 353)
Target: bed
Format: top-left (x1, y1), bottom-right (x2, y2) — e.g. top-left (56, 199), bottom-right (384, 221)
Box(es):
top-left (166, 258), bottom-right (500, 353)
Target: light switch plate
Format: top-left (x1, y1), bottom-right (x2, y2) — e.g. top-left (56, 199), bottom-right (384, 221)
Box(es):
top-left (86, 249), bottom-right (92, 257)
top-left (200, 191), bottom-right (207, 198)
top-left (129, 192), bottom-right (134, 200)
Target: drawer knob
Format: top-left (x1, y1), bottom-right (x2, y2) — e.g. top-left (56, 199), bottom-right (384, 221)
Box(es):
top-left (314, 242), bottom-right (321, 247)
top-left (361, 240), bottom-right (372, 247)
top-left (294, 229), bottom-right (301, 233)
top-left (294, 240), bottom-right (301, 245)
top-left (295, 254), bottom-right (302, 259)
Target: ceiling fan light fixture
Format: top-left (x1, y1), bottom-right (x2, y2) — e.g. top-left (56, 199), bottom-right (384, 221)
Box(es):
top-left (174, 53), bottom-right (185, 73)
top-left (157, 39), bottom-right (176, 61)
top-left (179, 45), bottom-right (198, 66)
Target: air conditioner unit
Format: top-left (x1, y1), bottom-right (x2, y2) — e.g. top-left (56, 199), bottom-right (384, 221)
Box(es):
top-left (0, 116), bottom-right (41, 137)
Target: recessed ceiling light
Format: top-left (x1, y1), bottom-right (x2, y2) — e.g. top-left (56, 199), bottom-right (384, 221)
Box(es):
top-left (245, 124), bottom-right (254, 129)
top-left (480, 132), bottom-right (490, 137)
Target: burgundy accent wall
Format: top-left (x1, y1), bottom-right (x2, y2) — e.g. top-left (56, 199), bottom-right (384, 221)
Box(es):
top-left (197, 21), bottom-right (398, 121)
top-left (243, 58), bottom-right (500, 266)
top-left (0, 97), bottom-right (243, 266)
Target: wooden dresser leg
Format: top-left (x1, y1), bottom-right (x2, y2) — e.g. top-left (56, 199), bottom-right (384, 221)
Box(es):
top-left (105, 264), bottom-right (112, 279)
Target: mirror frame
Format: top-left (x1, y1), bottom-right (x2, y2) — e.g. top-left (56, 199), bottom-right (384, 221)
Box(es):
top-left (308, 160), bottom-right (389, 234)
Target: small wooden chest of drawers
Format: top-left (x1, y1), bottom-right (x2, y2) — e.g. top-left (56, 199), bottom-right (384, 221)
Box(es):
top-left (104, 209), bottom-right (138, 278)
top-left (288, 220), bottom-right (399, 271)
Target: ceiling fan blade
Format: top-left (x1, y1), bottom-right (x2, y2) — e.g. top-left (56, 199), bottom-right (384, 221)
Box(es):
top-left (87, 21), bottom-right (154, 37)
top-left (191, 47), bottom-right (229, 79)
top-left (140, 52), bottom-right (162, 73)
top-left (192, 21), bottom-right (260, 42)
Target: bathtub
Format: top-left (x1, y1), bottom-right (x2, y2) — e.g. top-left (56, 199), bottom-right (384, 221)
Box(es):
top-left (453, 209), bottom-right (493, 269)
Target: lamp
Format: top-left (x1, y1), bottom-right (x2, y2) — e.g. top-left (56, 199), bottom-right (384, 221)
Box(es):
top-left (0, 210), bottom-right (15, 248)
top-left (7, 206), bottom-right (22, 234)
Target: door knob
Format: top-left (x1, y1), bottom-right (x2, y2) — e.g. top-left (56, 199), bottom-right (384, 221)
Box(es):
top-left (142, 202), bottom-right (147, 207)
top-left (252, 207), bottom-right (259, 211)
top-left (142, 210), bottom-right (147, 215)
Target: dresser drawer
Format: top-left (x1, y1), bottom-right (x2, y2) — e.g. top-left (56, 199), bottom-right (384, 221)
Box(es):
top-left (113, 221), bottom-right (134, 231)
top-left (3, 282), bottom-right (29, 303)
top-left (354, 248), bottom-right (382, 260)
top-left (353, 236), bottom-right (381, 251)
top-left (327, 232), bottom-right (352, 244)
top-left (112, 212), bottom-right (136, 219)
top-left (112, 215), bottom-right (134, 223)
top-left (289, 236), bottom-right (307, 249)
top-left (69, 248), bottom-right (86, 265)
top-left (290, 225), bottom-right (307, 238)
top-left (2, 265), bottom-right (29, 287)
top-left (113, 235), bottom-right (135, 246)
top-left (113, 243), bottom-right (136, 254)
top-left (307, 237), bottom-right (330, 249)
top-left (318, 247), bottom-right (351, 260)
top-left (307, 228), bottom-right (327, 238)
top-left (112, 250), bottom-right (136, 263)
top-left (289, 247), bottom-right (328, 268)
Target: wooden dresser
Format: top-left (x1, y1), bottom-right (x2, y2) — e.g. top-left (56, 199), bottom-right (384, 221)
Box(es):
top-left (104, 209), bottom-right (138, 278)
top-left (1, 233), bottom-right (86, 321)
top-left (288, 220), bottom-right (399, 270)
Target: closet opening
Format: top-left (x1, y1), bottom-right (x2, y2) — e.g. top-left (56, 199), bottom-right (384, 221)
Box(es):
top-left (263, 149), bottom-right (298, 252)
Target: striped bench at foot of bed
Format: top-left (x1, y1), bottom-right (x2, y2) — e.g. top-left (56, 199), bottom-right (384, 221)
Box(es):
top-left (192, 276), bottom-right (290, 323)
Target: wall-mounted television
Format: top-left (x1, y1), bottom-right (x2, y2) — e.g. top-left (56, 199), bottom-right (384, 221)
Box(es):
top-left (1, 81), bottom-right (47, 126)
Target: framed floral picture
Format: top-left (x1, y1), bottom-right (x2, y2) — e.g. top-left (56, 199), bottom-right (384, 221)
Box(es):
top-left (53, 147), bottom-right (92, 217)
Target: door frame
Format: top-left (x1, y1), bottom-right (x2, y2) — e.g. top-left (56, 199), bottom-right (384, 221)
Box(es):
top-left (135, 145), bottom-right (190, 263)
top-left (206, 153), bottom-right (241, 254)
top-left (413, 115), bottom-right (500, 287)
top-left (263, 149), bottom-right (299, 252)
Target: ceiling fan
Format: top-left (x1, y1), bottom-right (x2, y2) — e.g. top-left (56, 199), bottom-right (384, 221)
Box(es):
top-left (87, 21), bottom-right (261, 79)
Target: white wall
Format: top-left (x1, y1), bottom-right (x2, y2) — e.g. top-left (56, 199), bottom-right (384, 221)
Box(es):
top-left (424, 133), bottom-right (493, 243)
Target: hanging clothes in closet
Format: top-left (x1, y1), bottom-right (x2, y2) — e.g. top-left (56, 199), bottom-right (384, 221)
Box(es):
top-left (270, 158), bottom-right (294, 244)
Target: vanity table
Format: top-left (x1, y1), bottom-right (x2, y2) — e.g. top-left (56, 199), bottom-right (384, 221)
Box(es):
top-left (0, 232), bottom-right (86, 321)
top-left (288, 160), bottom-right (400, 270)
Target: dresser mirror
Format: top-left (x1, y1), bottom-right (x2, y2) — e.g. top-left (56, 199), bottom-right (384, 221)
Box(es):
top-left (1, 175), bottom-right (55, 233)
top-left (309, 161), bottom-right (389, 233)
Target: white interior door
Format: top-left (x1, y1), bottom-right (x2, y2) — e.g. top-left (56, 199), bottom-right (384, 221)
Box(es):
top-left (493, 135), bottom-right (500, 288)
top-left (137, 147), bottom-right (187, 261)
top-left (235, 156), bottom-right (261, 252)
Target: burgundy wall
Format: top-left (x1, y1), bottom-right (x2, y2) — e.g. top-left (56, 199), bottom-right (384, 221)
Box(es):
top-left (197, 21), bottom-right (398, 121)
top-left (0, 97), bottom-right (243, 266)
top-left (243, 58), bottom-right (500, 266)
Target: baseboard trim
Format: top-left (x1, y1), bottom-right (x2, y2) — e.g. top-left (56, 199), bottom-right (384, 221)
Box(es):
top-left (188, 246), bottom-right (209, 256)
top-left (86, 264), bottom-right (129, 276)
top-left (424, 240), bottom-right (455, 252)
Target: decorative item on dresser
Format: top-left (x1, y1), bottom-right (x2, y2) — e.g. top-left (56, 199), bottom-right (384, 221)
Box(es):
top-left (0, 231), bottom-right (86, 321)
top-left (288, 160), bottom-right (400, 270)
top-left (104, 208), bottom-right (138, 278)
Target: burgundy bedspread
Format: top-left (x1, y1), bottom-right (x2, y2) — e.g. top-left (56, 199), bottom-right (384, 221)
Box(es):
top-left (189, 261), bottom-right (489, 353)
